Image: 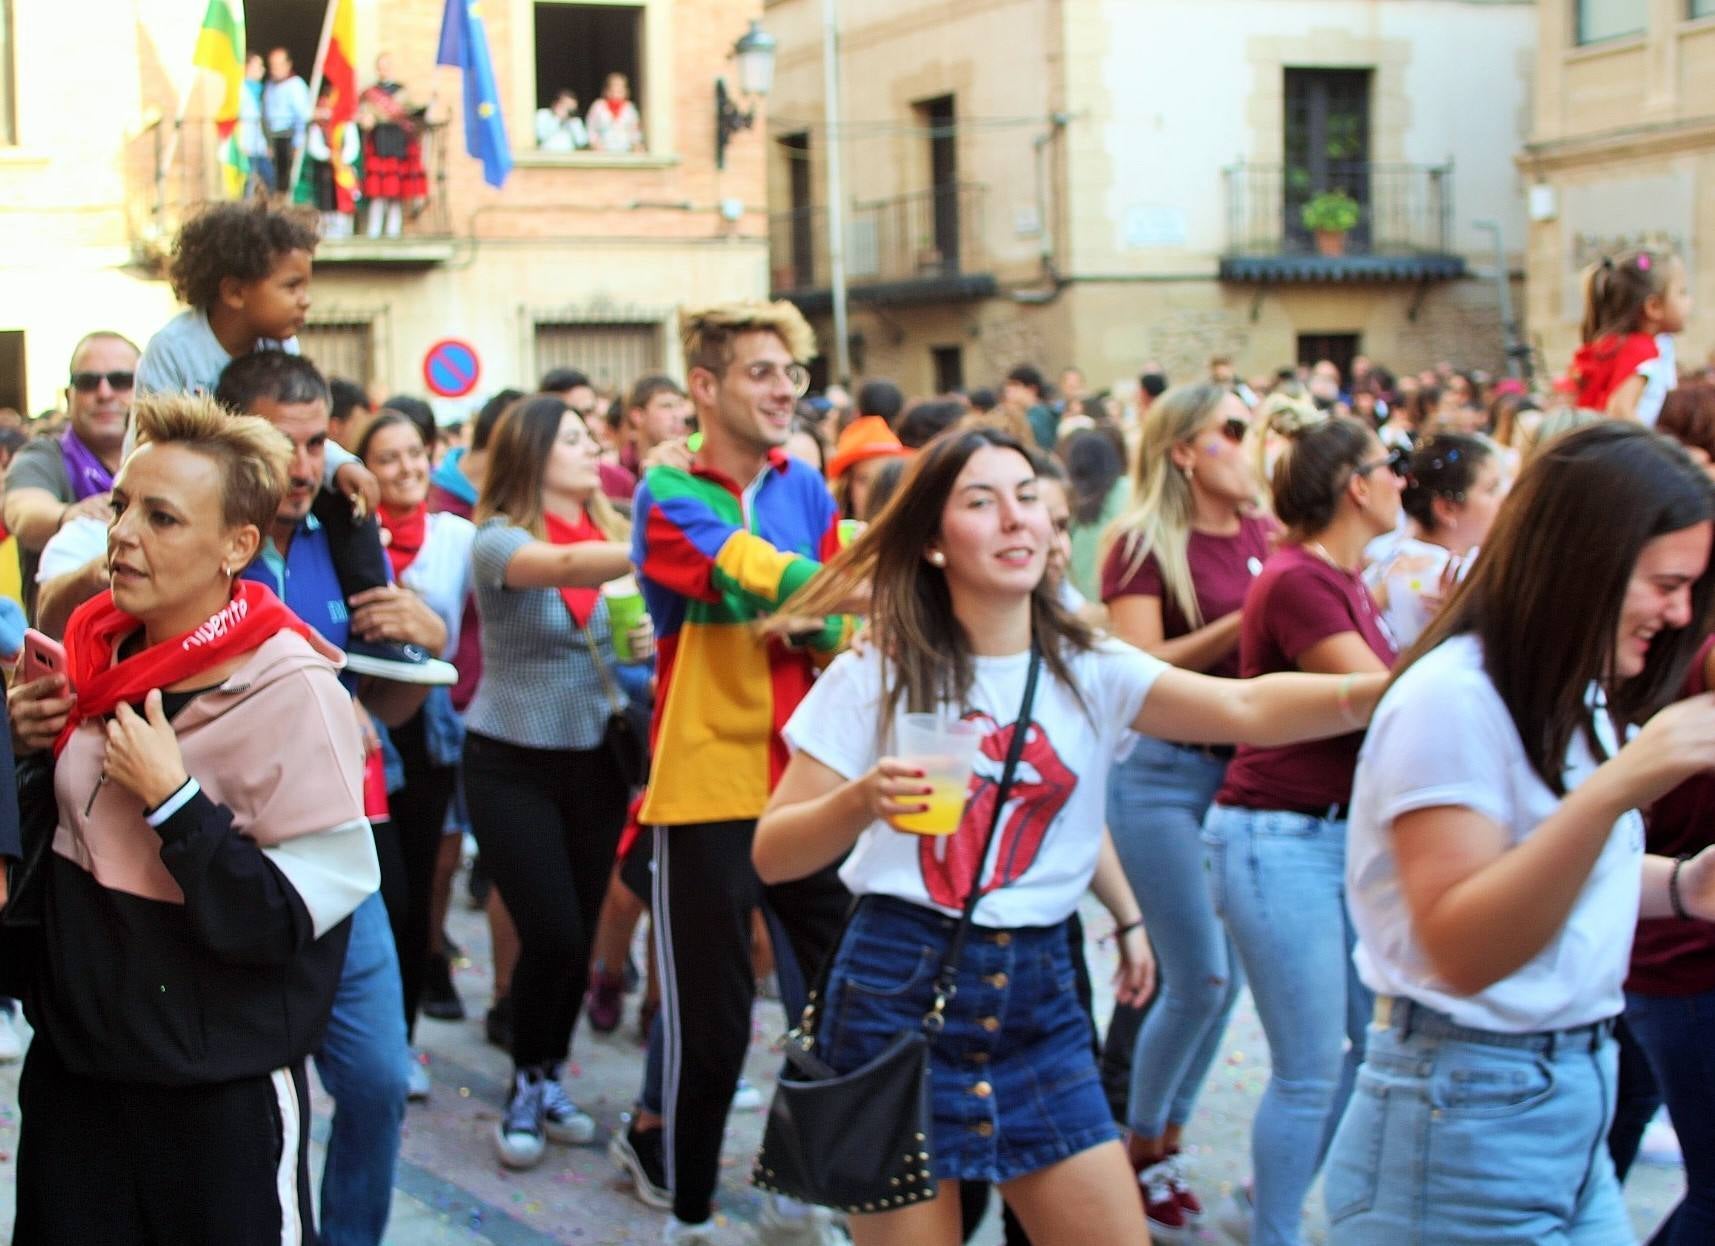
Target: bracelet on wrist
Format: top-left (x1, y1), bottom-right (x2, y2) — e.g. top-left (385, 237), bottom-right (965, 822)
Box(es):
top-left (1112, 919), bottom-right (1144, 940)
top-left (1670, 854), bottom-right (1693, 921)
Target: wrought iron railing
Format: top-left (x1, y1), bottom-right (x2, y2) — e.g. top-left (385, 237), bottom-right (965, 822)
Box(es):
top-left (769, 182), bottom-right (989, 291)
top-left (1222, 161), bottom-right (1455, 257)
top-left (123, 111), bottom-right (453, 260)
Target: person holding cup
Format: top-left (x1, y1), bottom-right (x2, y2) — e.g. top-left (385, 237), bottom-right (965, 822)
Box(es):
top-left (461, 393), bottom-right (652, 1170)
top-left (752, 425), bottom-right (1388, 1246)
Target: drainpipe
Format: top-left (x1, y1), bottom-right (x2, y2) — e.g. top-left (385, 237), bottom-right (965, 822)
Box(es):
top-left (1012, 112), bottom-right (1069, 305)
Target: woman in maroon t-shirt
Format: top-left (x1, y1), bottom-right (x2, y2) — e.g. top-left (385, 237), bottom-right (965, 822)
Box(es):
top-left (1606, 635), bottom-right (1715, 1239)
top-left (1098, 382), bottom-right (1278, 1234)
top-left (1203, 416), bottom-right (1402, 1246)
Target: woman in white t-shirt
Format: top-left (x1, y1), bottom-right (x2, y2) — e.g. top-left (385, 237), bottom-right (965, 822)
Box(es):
top-left (1327, 422), bottom-right (1715, 1244)
top-left (1362, 433), bottom-right (1504, 649)
top-left (752, 426), bottom-right (1385, 1246)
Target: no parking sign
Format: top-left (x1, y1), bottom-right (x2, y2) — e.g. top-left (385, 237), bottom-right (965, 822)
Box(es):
top-left (422, 339), bottom-right (481, 398)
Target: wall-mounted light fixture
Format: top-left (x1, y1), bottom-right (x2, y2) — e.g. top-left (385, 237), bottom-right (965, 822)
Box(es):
top-left (715, 19), bottom-right (777, 170)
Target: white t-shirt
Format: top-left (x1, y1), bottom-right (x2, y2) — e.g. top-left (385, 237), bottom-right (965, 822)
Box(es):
top-left (783, 638), bottom-right (1167, 927)
top-left (1348, 633), bottom-right (1644, 1032)
top-left (398, 511), bottom-right (475, 661)
top-left (1362, 536), bottom-right (1474, 652)
top-left (1636, 332), bottom-right (1678, 428)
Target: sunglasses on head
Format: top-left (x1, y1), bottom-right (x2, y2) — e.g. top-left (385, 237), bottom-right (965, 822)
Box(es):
top-left (1354, 447), bottom-right (1410, 479)
top-left (70, 370), bottom-right (135, 393)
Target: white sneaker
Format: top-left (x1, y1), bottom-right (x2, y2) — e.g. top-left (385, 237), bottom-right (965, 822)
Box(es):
top-left (663, 1216), bottom-right (755, 1244)
top-left (731, 1077), bottom-right (763, 1112)
top-left (757, 1195), bottom-right (841, 1246)
top-left (540, 1075), bottom-right (597, 1144)
top-left (494, 1071), bottom-right (547, 1169)
top-left (0, 1010), bottom-right (24, 1064)
top-left (406, 1053), bottom-right (431, 1102)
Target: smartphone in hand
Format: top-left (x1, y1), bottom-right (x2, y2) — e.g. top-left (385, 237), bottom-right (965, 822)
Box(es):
top-left (19, 628), bottom-right (71, 691)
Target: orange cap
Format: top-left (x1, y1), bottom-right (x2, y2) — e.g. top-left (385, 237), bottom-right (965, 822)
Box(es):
top-left (826, 415), bottom-right (910, 481)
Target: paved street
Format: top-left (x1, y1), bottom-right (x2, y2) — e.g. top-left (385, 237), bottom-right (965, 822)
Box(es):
top-left (0, 875), bottom-right (1685, 1244)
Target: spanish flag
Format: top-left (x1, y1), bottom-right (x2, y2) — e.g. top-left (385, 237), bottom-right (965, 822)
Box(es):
top-left (192, 0), bottom-right (247, 197)
top-left (323, 0), bottom-right (359, 205)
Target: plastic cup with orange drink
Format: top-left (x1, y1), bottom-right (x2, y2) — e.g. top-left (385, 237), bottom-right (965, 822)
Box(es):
top-left (890, 713), bottom-right (985, 835)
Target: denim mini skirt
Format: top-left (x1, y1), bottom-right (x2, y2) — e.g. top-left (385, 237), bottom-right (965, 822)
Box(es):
top-left (816, 894), bottom-right (1117, 1185)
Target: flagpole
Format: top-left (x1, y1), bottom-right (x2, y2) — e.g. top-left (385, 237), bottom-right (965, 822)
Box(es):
top-left (292, 0), bottom-right (340, 194)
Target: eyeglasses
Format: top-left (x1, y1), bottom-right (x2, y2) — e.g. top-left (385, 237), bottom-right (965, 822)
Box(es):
top-left (70, 370), bottom-right (135, 393)
top-left (1354, 447), bottom-right (1410, 479)
top-left (742, 361), bottom-right (812, 397)
top-left (1219, 417), bottom-right (1249, 444)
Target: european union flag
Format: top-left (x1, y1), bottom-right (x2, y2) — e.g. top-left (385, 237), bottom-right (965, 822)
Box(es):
top-left (436, 0), bottom-right (512, 188)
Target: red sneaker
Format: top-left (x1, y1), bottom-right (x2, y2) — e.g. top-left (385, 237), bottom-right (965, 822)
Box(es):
top-left (586, 969), bottom-right (625, 1034)
top-left (1137, 1160), bottom-right (1193, 1240)
top-left (1163, 1153), bottom-right (1204, 1223)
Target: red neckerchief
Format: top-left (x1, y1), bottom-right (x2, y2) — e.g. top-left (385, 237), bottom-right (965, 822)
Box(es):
top-left (601, 96), bottom-right (625, 120)
top-left (542, 510), bottom-right (603, 627)
top-left (380, 502), bottom-right (428, 578)
top-left (56, 581), bottom-right (314, 756)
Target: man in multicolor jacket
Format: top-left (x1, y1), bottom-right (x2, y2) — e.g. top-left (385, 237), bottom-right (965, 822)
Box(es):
top-left (629, 302), bottom-right (852, 1244)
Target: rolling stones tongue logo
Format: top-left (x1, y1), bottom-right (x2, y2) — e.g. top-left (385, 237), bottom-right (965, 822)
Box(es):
top-left (918, 715), bottom-right (1075, 908)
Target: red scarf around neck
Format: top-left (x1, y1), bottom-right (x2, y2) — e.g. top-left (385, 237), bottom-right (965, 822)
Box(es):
top-left (543, 510), bottom-right (603, 628)
top-left (380, 502), bottom-right (428, 579)
top-left (56, 580), bottom-right (315, 757)
top-left (601, 96), bottom-right (625, 120)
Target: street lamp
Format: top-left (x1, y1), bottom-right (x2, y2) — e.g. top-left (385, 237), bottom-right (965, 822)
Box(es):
top-left (715, 20), bottom-right (777, 170)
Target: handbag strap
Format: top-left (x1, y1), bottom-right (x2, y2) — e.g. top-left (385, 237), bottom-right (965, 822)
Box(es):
top-left (922, 644), bottom-right (1041, 1034)
top-left (578, 622), bottom-right (625, 716)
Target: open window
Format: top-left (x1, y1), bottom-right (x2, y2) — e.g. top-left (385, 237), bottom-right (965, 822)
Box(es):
top-left (532, 2), bottom-right (645, 149)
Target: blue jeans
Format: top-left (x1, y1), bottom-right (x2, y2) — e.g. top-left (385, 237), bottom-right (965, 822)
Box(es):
top-left (1623, 988), bottom-right (1715, 1244)
top-left (1107, 737), bottom-right (1241, 1138)
top-left (1326, 1007), bottom-right (1633, 1244)
top-left (313, 892), bottom-right (409, 1246)
top-left (1205, 804), bottom-right (1371, 1246)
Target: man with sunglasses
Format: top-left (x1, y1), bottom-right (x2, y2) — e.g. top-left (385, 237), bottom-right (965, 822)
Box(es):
top-left (2, 332), bottom-right (138, 615)
top-left (623, 302), bottom-right (852, 1245)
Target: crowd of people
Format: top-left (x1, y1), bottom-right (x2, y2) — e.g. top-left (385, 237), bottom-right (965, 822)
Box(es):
top-left (0, 196), bottom-right (1711, 1246)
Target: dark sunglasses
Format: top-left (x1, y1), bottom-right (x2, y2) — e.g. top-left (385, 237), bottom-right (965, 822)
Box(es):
top-left (70, 370), bottom-right (135, 393)
top-left (1354, 447), bottom-right (1409, 479)
top-left (1218, 417), bottom-right (1249, 444)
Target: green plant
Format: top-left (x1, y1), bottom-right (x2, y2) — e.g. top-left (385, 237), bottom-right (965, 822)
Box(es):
top-left (1301, 190), bottom-right (1361, 234)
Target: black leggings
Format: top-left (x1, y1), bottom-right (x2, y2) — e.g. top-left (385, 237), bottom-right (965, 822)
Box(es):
top-left (372, 712), bottom-right (458, 1042)
top-left (461, 731), bottom-right (629, 1070)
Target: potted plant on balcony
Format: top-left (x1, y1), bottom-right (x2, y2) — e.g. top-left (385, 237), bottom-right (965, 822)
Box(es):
top-left (1301, 190), bottom-right (1361, 257)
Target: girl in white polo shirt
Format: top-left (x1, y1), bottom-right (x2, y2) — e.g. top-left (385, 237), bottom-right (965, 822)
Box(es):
top-left (1328, 422), bottom-right (1715, 1244)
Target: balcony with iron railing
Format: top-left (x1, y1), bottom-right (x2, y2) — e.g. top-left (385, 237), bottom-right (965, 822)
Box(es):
top-left (1218, 161), bottom-right (1466, 283)
top-left (125, 112), bottom-right (457, 269)
top-left (769, 182), bottom-right (997, 311)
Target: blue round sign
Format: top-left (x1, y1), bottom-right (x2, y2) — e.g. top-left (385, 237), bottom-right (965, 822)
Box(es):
top-left (423, 338), bottom-right (481, 398)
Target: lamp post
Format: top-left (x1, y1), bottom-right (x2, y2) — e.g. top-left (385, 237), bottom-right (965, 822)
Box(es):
top-left (715, 20), bottom-right (777, 170)
top-left (821, 0), bottom-right (850, 386)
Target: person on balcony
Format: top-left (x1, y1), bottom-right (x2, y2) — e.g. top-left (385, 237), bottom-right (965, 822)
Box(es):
top-left (535, 88), bottom-right (589, 153)
top-left (586, 73), bottom-right (643, 154)
top-left (262, 47), bottom-right (311, 197)
top-left (358, 54), bottom-right (429, 241)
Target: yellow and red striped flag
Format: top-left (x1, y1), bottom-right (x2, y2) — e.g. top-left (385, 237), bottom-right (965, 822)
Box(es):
top-left (316, 0), bottom-right (360, 206)
top-left (192, 0), bottom-right (247, 197)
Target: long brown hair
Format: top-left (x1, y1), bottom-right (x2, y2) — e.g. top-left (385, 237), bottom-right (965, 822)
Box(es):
top-left (475, 393), bottom-right (628, 540)
top-left (1399, 421), bottom-right (1715, 794)
top-left (1581, 248), bottom-right (1676, 343)
top-left (781, 425), bottom-right (1094, 730)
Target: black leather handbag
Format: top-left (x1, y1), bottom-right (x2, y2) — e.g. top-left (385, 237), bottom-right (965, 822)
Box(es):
top-left (581, 624), bottom-right (647, 790)
top-left (752, 648), bottom-right (1042, 1214)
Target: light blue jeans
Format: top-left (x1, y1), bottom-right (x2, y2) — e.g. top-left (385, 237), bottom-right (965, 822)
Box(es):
top-left (1204, 804), bottom-right (1371, 1246)
top-left (1326, 1005), bottom-right (1633, 1244)
top-left (314, 891), bottom-right (410, 1246)
top-left (1106, 736), bottom-right (1242, 1138)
